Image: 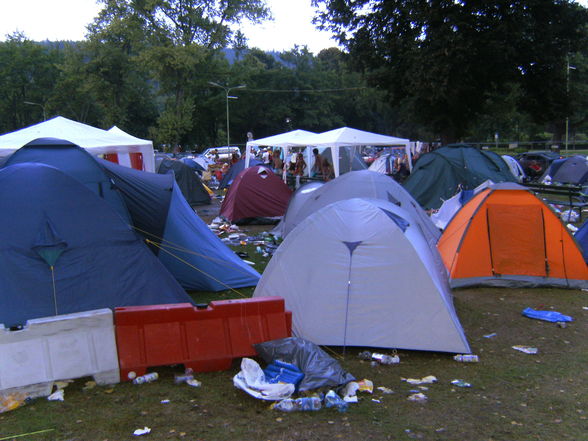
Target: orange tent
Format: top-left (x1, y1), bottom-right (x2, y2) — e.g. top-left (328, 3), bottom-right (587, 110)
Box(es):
top-left (438, 183), bottom-right (588, 289)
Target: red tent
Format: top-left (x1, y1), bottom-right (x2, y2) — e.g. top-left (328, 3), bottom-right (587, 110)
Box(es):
top-left (220, 166), bottom-right (292, 222)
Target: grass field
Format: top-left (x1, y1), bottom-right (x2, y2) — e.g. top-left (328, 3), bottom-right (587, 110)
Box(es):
top-left (1, 228), bottom-right (587, 441)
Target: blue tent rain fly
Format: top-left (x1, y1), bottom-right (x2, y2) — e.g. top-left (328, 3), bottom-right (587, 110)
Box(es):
top-left (0, 163), bottom-right (194, 328)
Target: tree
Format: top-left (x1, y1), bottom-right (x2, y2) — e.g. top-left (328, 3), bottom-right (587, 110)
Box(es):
top-left (89, 0), bottom-right (271, 147)
top-left (313, 0), bottom-right (588, 143)
top-left (0, 33), bottom-right (62, 133)
top-left (95, 0), bottom-right (271, 48)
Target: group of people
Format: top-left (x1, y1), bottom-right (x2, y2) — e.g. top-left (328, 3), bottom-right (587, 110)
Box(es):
top-left (258, 147), bottom-right (334, 188)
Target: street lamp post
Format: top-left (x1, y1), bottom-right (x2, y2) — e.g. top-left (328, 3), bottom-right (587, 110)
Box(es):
top-left (208, 82), bottom-right (246, 147)
top-left (23, 101), bottom-right (46, 121)
top-left (565, 56), bottom-right (576, 153)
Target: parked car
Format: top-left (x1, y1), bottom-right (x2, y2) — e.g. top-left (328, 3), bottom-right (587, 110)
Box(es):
top-left (202, 146), bottom-right (241, 162)
top-left (515, 151), bottom-right (563, 180)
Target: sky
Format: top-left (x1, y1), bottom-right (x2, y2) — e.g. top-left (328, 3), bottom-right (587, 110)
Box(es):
top-left (0, 0), bottom-right (338, 54)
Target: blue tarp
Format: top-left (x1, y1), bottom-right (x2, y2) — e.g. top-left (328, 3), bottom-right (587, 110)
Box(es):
top-left (0, 163), bottom-right (193, 327)
top-left (522, 307), bottom-right (573, 323)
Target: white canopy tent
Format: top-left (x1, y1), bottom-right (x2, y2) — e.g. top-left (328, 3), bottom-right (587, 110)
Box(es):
top-left (0, 116), bottom-right (155, 172)
top-left (244, 129), bottom-right (317, 168)
top-left (289, 127), bottom-right (411, 178)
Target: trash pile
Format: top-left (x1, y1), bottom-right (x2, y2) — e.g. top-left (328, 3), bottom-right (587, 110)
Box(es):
top-left (208, 217), bottom-right (280, 258)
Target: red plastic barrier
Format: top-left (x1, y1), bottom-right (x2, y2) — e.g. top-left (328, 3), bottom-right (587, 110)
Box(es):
top-left (114, 296), bottom-right (292, 381)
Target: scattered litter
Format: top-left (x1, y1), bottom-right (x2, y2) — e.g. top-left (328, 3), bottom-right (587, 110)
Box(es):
top-left (377, 386), bottom-right (394, 394)
top-left (82, 381), bottom-right (96, 391)
top-left (483, 333), bottom-right (497, 339)
top-left (242, 260), bottom-right (256, 266)
top-left (0, 393), bottom-right (27, 413)
top-left (512, 345), bottom-right (538, 355)
top-left (567, 223), bottom-right (579, 233)
top-left (454, 354), bottom-right (479, 362)
top-left (371, 398), bottom-right (381, 403)
top-left (402, 375), bottom-right (437, 385)
top-left (54, 380), bottom-right (73, 389)
top-left (133, 372), bottom-right (159, 384)
top-left (557, 322), bottom-right (568, 328)
top-left (174, 372), bottom-right (195, 384)
top-left (560, 210), bottom-right (579, 223)
top-left (522, 307), bottom-right (573, 323)
top-left (324, 390), bottom-right (348, 412)
top-left (161, 399), bottom-right (170, 404)
top-left (133, 427), bottom-right (151, 436)
top-left (357, 379), bottom-right (373, 393)
top-left (186, 379), bottom-right (202, 388)
top-left (271, 397), bottom-right (321, 412)
top-left (407, 392), bottom-right (427, 402)
top-left (233, 358), bottom-right (294, 401)
top-left (47, 389), bottom-right (64, 401)
top-left (451, 379), bottom-right (472, 388)
top-left (341, 382), bottom-right (359, 402)
top-left (583, 306), bottom-right (588, 310)
top-left (358, 350), bottom-right (399, 364)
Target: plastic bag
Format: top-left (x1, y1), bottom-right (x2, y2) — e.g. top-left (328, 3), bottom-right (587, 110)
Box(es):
top-left (254, 337), bottom-right (355, 392)
top-left (522, 307), bottom-right (573, 323)
top-left (233, 358), bottom-right (295, 401)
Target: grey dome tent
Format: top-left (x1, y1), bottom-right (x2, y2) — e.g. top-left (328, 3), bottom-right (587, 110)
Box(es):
top-left (254, 198), bottom-right (470, 353)
top-left (272, 181), bottom-right (324, 237)
top-left (280, 170), bottom-right (440, 247)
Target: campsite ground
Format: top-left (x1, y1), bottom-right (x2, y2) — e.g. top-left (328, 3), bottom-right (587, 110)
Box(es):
top-left (2, 206), bottom-right (588, 441)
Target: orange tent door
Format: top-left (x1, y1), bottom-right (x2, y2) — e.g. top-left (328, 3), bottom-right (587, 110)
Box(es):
top-left (487, 204), bottom-right (547, 277)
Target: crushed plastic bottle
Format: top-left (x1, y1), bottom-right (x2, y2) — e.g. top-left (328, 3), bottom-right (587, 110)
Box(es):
top-left (324, 390), bottom-right (348, 413)
top-left (453, 354), bottom-right (479, 363)
top-left (272, 397), bottom-right (322, 412)
top-left (133, 372), bottom-right (159, 384)
top-left (372, 353), bottom-right (400, 365)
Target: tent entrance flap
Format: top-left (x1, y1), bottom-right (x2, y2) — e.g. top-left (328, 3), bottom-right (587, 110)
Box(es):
top-left (487, 204), bottom-right (547, 277)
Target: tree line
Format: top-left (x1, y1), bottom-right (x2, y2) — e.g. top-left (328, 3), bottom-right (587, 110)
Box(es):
top-left (1, 0), bottom-right (587, 151)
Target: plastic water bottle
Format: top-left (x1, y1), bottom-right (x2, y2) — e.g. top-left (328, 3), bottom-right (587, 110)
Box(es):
top-left (324, 390), bottom-right (348, 412)
top-left (453, 354), bottom-right (479, 363)
top-left (132, 372), bottom-right (159, 384)
top-left (371, 353), bottom-right (400, 365)
top-left (273, 397), bottom-right (322, 412)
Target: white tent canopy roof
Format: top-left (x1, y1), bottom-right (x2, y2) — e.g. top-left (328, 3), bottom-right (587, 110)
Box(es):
top-left (292, 126), bottom-right (410, 148)
top-left (246, 129), bottom-right (317, 148)
top-left (0, 116), bottom-right (155, 172)
top-left (290, 127), bottom-right (411, 177)
top-left (245, 127), bottom-right (411, 177)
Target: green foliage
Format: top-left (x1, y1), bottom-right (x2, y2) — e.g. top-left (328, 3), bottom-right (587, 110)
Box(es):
top-left (314, 0), bottom-right (588, 143)
top-left (0, 33), bottom-right (62, 132)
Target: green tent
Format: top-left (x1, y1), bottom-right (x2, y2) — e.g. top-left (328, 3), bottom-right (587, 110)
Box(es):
top-left (404, 144), bottom-right (516, 209)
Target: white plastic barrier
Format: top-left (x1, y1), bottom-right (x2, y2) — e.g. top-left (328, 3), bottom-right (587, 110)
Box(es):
top-left (0, 309), bottom-right (120, 393)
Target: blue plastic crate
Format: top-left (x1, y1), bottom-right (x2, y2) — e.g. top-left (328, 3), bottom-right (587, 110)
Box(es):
top-left (263, 360), bottom-right (304, 390)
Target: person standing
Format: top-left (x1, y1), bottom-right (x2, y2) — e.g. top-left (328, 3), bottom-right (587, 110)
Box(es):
top-left (311, 148), bottom-right (324, 179)
top-left (294, 152), bottom-right (307, 189)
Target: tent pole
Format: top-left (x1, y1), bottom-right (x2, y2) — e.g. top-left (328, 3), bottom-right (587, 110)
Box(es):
top-left (50, 266), bottom-right (58, 316)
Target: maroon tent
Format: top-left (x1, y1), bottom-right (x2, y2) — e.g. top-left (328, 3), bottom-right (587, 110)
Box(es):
top-left (220, 166), bottom-right (292, 222)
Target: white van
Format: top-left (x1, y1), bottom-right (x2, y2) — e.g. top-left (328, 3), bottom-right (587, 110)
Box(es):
top-left (202, 146), bottom-right (241, 162)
